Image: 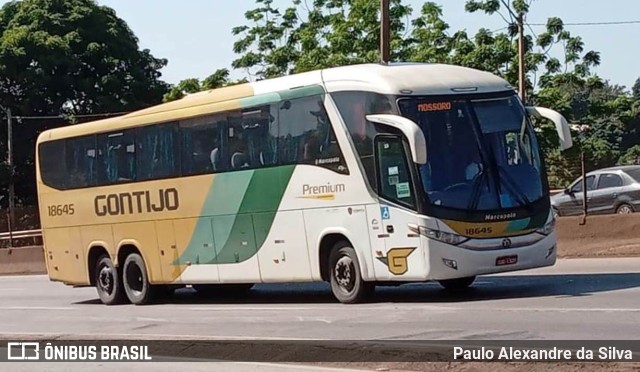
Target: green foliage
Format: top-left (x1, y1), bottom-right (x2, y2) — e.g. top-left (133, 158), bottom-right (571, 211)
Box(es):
top-left (162, 69), bottom-right (248, 102)
top-left (0, 0), bottom-right (170, 205)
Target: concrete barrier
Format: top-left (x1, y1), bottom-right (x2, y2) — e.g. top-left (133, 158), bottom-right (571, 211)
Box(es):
top-left (0, 246), bottom-right (47, 276)
top-left (1, 214), bottom-right (639, 276)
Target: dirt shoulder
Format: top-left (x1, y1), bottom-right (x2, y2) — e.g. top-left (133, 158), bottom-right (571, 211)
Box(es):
top-left (556, 214), bottom-right (640, 258)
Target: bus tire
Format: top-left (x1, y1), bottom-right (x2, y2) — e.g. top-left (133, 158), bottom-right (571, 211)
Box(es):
top-left (95, 255), bottom-right (126, 305)
top-left (329, 241), bottom-right (372, 304)
top-left (438, 276), bottom-right (476, 291)
top-left (122, 253), bottom-right (154, 305)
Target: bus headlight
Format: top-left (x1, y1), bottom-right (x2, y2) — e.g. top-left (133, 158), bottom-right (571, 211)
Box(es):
top-left (418, 226), bottom-right (468, 245)
top-left (536, 218), bottom-right (556, 236)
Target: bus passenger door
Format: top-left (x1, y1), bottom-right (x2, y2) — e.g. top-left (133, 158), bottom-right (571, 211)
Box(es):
top-left (371, 136), bottom-right (424, 281)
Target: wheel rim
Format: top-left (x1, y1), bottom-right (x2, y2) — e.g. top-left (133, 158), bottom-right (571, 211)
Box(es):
top-left (334, 256), bottom-right (355, 293)
top-left (98, 264), bottom-right (115, 296)
top-left (618, 205), bottom-right (632, 214)
top-left (125, 262), bottom-right (144, 296)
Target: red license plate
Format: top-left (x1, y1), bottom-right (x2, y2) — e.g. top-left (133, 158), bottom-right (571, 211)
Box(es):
top-left (496, 255), bottom-right (518, 266)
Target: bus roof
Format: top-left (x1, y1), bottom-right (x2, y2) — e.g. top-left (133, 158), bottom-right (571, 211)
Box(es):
top-left (37, 63), bottom-right (513, 142)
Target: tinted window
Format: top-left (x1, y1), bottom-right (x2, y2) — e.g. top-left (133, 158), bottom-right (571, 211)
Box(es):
top-left (39, 140), bottom-right (66, 189)
top-left (332, 91), bottom-right (397, 188)
top-left (181, 115), bottom-right (226, 175)
top-left (97, 130), bottom-right (136, 184)
top-left (39, 90), bottom-right (349, 190)
top-left (136, 122), bottom-right (179, 181)
top-left (376, 136), bottom-right (416, 208)
top-left (278, 95), bottom-right (348, 173)
top-left (597, 173), bottom-right (623, 189)
top-left (571, 175), bottom-right (595, 193)
top-left (65, 136), bottom-right (97, 188)
top-left (239, 105), bottom-right (278, 168)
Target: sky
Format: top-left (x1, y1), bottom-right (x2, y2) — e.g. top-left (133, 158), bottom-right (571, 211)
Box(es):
top-left (4, 0), bottom-right (640, 88)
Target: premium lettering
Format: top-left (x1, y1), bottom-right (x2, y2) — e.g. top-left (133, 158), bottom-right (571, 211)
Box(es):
top-left (95, 189), bottom-right (179, 216)
top-left (302, 183), bottom-right (345, 195)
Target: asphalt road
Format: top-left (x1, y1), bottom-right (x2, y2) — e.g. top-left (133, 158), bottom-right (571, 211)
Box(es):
top-left (1, 258), bottom-right (639, 370)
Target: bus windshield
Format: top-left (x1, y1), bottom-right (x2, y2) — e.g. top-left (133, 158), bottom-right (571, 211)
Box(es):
top-left (399, 94), bottom-right (544, 211)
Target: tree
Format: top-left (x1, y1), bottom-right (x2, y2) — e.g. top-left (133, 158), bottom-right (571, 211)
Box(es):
top-left (162, 69), bottom-right (248, 102)
top-left (633, 78), bottom-right (640, 101)
top-left (231, 0), bottom-right (413, 79)
top-left (465, 1), bottom-right (600, 98)
top-left (0, 0), bottom-right (170, 206)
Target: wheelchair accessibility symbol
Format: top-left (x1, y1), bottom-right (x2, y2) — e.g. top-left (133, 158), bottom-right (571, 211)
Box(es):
top-left (381, 206), bottom-right (390, 220)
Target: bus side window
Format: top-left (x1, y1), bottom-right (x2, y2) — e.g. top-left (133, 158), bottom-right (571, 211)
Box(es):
top-left (137, 122), bottom-right (179, 181)
top-left (278, 95), bottom-right (347, 174)
top-left (180, 115), bottom-right (225, 175)
top-left (39, 140), bottom-right (67, 189)
top-left (97, 130), bottom-right (136, 184)
top-left (66, 135), bottom-right (97, 188)
top-left (375, 136), bottom-right (416, 209)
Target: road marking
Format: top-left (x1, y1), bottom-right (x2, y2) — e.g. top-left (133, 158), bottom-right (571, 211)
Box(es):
top-left (0, 332), bottom-right (322, 341)
top-left (0, 306), bottom-right (75, 311)
top-left (182, 306), bottom-right (329, 311)
top-left (135, 317), bottom-right (168, 322)
top-left (492, 307), bottom-right (640, 313)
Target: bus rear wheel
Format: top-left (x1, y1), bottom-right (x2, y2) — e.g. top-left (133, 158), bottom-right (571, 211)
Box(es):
top-left (329, 242), bottom-right (372, 304)
top-left (122, 253), bottom-right (154, 305)
top-left (95, 255), bottom-right (126, 305)
top-left (438, 276), bottom-right (476, 291)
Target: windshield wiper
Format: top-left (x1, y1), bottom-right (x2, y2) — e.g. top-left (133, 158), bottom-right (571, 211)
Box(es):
top-left (468, 164), bottom-right (488, 210)
top-left (496, 164), bottom-right (531, 207)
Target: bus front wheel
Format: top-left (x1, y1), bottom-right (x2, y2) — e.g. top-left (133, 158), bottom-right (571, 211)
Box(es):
top-left (328, 242), bottom-right (372, 304)
top-left (122, 253), bottom-right (154, 305)
top-left (438, 276), bottom-right (476, 291)
top-left (95, 255), bottom-right (126, 305)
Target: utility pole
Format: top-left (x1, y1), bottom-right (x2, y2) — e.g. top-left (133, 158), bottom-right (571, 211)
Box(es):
top-left (380, 0), bottom-right (390, 64)
top-left (517, 12), bottom-right (526, 103)
top-left (579, 151), bottom-right (587, 225)
top-left (6, 108), bottom-right (14, 229)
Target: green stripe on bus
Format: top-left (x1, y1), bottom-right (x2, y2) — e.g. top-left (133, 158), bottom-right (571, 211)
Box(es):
top-left (174, 165), bottom-right (296, 266)
top-left (277, 85), bottom-right (325, 101)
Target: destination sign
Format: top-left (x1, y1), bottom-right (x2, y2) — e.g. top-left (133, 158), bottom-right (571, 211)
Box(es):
top-left (417, 102), bottom-right (452, 112)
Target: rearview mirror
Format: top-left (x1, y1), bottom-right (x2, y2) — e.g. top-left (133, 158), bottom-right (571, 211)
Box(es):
top-left (366, 114), bottom-right (427, 164)
top-left (526, 106), bottom-right (573, 151)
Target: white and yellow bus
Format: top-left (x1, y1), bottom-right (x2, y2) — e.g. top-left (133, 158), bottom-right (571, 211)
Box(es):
top-left (36, 63), bottom-right (572, 305)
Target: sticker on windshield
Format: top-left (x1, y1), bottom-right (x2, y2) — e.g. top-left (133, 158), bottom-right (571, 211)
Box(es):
top-left (388, 166), bottom-right (399, 176)
top-left (388, 175), bottom-right (399, 186)
top-left (396, 182), bottom-right (411, 198)
top-left (418, 102), bottom-right (452, 112)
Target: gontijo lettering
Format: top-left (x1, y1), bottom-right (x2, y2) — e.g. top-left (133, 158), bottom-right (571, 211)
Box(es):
top-left (94, 188), bottom-right (179, 216)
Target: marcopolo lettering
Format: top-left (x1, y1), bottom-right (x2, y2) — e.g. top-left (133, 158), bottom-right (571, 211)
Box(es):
top-left (95, 188), bottom-right (179, 216)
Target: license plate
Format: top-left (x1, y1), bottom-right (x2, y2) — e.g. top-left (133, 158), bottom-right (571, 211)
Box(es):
top-left (496, 255), bottom-right (518, 266)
